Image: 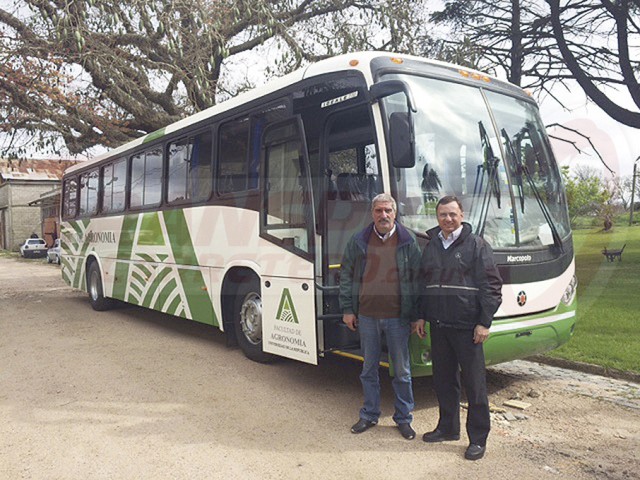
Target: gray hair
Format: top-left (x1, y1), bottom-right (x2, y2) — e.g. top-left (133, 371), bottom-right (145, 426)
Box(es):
top-left (371, 193), bottom-right (397, 212)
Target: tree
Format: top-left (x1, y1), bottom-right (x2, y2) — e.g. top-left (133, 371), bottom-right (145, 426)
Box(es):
top-left (430, 1), bottom-right (640, 127)
top-left (561, 165), bottom-right (611, 225)
top-left (608, 174), bottom-right (635, 210)
top-left (430, 0), bottom-right (546, 85)
top-left (548, 0), bottom-right (640, 128)
top-left (0, 0), bottom-right (420, 156)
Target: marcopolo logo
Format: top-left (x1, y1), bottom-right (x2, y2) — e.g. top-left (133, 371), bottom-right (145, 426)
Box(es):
top-left (507, 254), bottom-right (532, 263)
top-left (517, 291), bottom-right (527, 307)
top-left (276, 288), bottom-right (299, 324)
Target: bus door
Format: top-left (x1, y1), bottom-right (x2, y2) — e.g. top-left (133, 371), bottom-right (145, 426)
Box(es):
top-left (320, 105), bottom-right (381, 352)
top-left (260, 118), bottom-right (318, 364)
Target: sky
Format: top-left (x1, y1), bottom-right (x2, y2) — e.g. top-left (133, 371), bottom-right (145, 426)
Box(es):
top-left (195, 42), bottom-right (640, 183)
top-left (8, 54), bottom-right (638, 183)
top-left (539, 84), bottom-right (639, 181)
top-left (22, 48), bottom-right (640, 182)
top-left (2, 0), bottom-right (636, 179)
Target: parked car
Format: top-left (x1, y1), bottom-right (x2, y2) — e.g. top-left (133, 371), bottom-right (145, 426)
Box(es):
top-left (47, 239), bottom-right (61, 264)
top-left (20, 238), bottom-right (48, 258)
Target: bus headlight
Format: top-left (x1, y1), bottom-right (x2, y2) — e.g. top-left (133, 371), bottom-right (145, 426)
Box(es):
top-left (561, 275), bottom-right (578, 306)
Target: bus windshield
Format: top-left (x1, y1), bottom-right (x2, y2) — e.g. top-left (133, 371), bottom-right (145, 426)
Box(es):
top-left (382, 73), bottom-right (570, 249)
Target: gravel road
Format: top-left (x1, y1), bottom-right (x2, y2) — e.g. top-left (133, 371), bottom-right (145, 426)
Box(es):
top-left (1, 256), bottom-right (638, 480)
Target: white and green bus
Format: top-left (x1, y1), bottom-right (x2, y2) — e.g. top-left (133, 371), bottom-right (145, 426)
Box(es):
top-left (60, 52), bottom-right (577, 376)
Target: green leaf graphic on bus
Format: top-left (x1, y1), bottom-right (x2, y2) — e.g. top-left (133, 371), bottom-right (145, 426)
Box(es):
top-left (61, 219), bottom-right (92, 288)
top-left (276, 288), bottom-right (299, 324)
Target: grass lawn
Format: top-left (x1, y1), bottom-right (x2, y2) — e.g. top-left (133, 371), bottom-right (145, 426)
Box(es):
top-left (545, 223), bottom-right (640, 373)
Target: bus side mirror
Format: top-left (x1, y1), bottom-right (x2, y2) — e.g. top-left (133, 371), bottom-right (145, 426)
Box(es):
top-left (369, 80), bottom-right (417, 113)
top-left (389, 112), bottom-right (415, 168)
top-left (370, 80), bottom-right (417, 169)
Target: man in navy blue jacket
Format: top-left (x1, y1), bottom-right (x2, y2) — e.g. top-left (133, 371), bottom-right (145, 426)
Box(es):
top-left (414, 195), bottom-right (502, 460)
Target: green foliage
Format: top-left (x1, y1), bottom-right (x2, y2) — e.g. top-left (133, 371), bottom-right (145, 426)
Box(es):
top-left (546, 225), bottom-right (640, 373)
top-left (561, 166), bottom-right (610, 226)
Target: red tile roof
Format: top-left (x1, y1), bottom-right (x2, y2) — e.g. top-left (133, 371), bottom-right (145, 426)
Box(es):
top-left (0, 159), bottom-right (83, 182)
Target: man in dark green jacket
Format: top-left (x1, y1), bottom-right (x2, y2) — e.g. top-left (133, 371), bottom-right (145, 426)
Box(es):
top-left (339, 193), bottom-right (422, 440)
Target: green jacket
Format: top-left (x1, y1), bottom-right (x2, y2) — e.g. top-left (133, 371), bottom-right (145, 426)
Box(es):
top-left (339, 221), bottom-right (422, 321)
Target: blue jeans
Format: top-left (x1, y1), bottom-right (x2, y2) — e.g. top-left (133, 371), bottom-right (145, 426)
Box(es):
top-left (358, 315), bottom-right (414, 424)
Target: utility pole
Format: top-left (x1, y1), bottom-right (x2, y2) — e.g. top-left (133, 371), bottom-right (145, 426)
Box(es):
top-left (630, 156), bottom-right (640, 226)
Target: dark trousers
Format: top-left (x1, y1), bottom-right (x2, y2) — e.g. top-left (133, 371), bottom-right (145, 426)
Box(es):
top-left (431, 325), bottom-right (490, 446)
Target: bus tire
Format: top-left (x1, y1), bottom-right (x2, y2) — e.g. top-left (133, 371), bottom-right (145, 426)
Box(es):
top-left (87, 262), bottom-right (114, 312)
top-left (233, 280), bottom-right (275, 363)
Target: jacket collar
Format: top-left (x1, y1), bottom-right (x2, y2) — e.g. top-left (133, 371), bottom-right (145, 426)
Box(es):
top-left (356, 221), bottom-right (413, 248)
top-left (426, 222), bottom-right (473, 246)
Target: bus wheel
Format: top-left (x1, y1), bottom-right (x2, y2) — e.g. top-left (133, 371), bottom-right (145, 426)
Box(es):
top-left (87, 262), bottom-right (114, 311)
top-left (233, 280), bottom-right (275, 363)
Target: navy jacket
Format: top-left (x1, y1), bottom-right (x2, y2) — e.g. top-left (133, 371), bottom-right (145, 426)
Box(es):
top-left (419, 222), bottom-right (503, 329)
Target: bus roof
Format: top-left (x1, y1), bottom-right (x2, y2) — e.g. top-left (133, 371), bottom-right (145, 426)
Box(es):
top-left (65, 51), bottom-right (521, 175)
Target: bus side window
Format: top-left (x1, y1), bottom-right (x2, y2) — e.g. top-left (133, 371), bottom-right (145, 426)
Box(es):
top-left (78, 169), bottom-right (99, 217)
top-left (218, 117), bottom-right (250, 194)
top-left (130, 153), bottom-right (144, 208)
top-left (249, 103), bottom-right (289, 190)
top-left (167, 139), bottom-right (190, 203)
top-left (101, 158), bottom-right (126, 214)
top-left (62, 177), bottom-right (78, 219)
top-left (324, 105), bottom-right (380, 266)
top-left (191, 132), bottom-right (213, 200)
top-left (263, 121), bottom-right (311, 255)
top-left (130, 148), bottom-right (162, 209)
top-left (217, 102), bottom-right (288, 196)
top-left (167, 130), bottom-right (213, 204)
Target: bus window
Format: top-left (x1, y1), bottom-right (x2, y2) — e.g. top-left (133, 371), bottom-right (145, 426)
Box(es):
top-left (130, 147), bottom-right (163, 208)
top-left (218, 116), bottom-right (250, 194)
top-left (324, 106), bottom-right (379, 265)
top-left (62, 177), bottom-right (78, 219)
top-left (486, 90), bottom-right (570, 246)
top-left (167, 130), bottom-right (213, 204)
top-left (101, 158), bottom-right (126, 214)
top-left (263, 121), bottom-right (312, 255)
top-left (249, 104), bottom-right (289, 190)
top-left (329, 144), bottom-right (379, 201)
top-left (78, 169), bottom-right (99, 217)
top-left (218, 104), bottom-right (288, 195)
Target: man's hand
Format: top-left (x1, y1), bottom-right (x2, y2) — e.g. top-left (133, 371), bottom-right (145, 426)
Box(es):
top-left (343, 313), bottom-right (358, 331)
top-left (411, 319), bottom-right (426, 339)
top-left (473, 324), bottom-right (490, 344)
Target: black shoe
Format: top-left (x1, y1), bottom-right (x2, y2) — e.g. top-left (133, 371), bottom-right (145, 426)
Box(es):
top-left (422, 429), bottom-right (461, 443)
top-left (464, 444), bottom-right (486, 460)
top-left (351, 418), bottom-right (377, 434)
top-left (397, 423), bottom-right (416, 440)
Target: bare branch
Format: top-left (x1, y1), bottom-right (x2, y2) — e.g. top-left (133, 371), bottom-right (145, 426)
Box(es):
top-left (546, 122), bottom-right (615, 174)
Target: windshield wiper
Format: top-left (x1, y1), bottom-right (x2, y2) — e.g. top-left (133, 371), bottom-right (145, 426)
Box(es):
top-left (502, 129), bottom-right (525, 214)
top-left (502, 127), bottom-right (563, 251)
top-left (474, 121), bottom-right (501, 238)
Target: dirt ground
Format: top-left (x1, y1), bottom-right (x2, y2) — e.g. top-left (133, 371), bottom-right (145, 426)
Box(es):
top-left (1, 256), bottom-right (639, 480)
